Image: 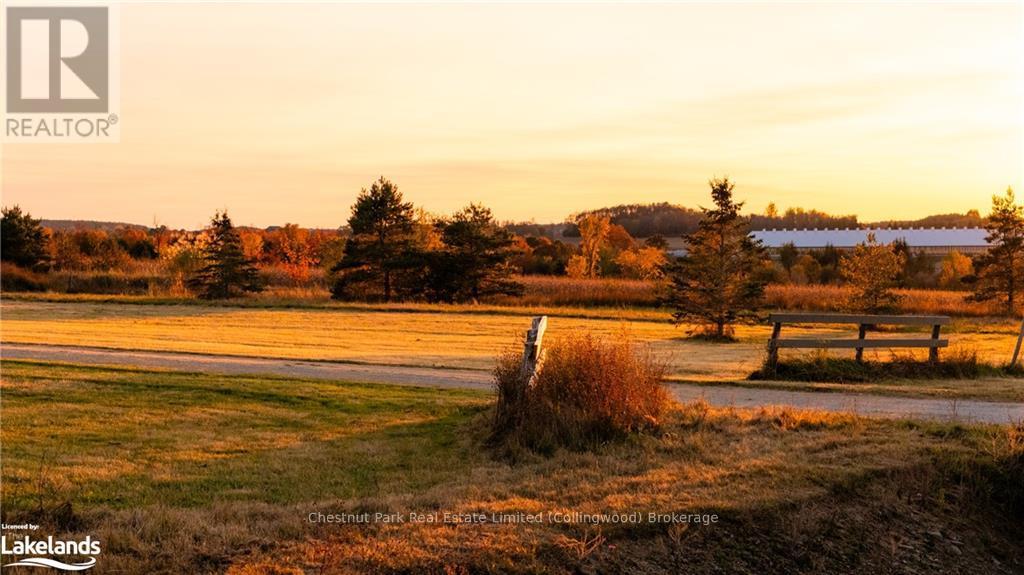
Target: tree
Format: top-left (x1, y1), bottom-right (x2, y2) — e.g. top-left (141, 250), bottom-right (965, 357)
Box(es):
top-left (778, 242), bottom-right (799, 278)
top-left (938, 250), bottom-right (973, 290)
top-left (572, 214), bottom-right (611, 278)
top-left (265, 224), bottom-right (314, 282)
top-left (187, 211), bottom-right (263, 299)
top-left (840, 234), bottom-right (905, 313)
top-left (665, 177), bottom-right (767, 340)
top-left (615, 246), bottom-right (667, 280)
top-left (605, 224), bottom-right (635, 251)
top-left (813, 244), bottom-right (842, 284)
top-left (967, 188), bottom-right (1024, 315)
top-left (426, 204), bottom-right (523, 303)
top-left (1, 206), bottom-right (49, 268)
top-left (891, 238), bottom-right (933, 288)
top-left (331, 177), bottom-right (418, 302)
top-left (644, 234), bottom-right (669, 250)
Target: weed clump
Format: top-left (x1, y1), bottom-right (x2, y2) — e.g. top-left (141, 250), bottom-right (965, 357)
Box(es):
top-left (491, 333), bottom-right (669, 454)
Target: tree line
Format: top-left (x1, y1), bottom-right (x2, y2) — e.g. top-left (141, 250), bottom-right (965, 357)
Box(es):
top-left (2, 179), bottom-right (1022, 321)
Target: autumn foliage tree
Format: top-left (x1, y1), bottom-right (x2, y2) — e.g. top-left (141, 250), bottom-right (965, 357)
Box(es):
top-left (967, 187), bottom-right (1024, 315)
top-left (666, 178), bottom-right (766, 340)
top-left (840, 234), bottom-right (905, 313)
top-left (938, 251), bottom-right (973, 290)
top-left (615, 246), bottom-right (667, 280)
top-left (187, 211), bottom-right (263, 299)
top-left (566, 214), bottom-right (610, 278)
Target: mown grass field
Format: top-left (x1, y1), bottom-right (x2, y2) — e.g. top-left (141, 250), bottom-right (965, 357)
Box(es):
top-left (2, 299), bottom-right (1023, 400)
top-left (1, 361), bottom-right (1021, 574)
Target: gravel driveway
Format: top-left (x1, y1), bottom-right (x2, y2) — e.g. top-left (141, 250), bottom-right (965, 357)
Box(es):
top-left (3, 343), bottom-right (1022, 425)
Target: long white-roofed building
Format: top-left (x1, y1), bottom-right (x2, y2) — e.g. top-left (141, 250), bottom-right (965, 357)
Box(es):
top-left (750, 227), bottom-right (989, 255)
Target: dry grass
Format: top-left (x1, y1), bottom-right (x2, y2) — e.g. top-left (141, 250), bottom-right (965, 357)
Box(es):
top-left (491, 275), bottom-right (662, 308)
top-left (764, 284), bottom-right (1002, 317)
top-left (3, 361), bottom-right (1021, 574)
top-left (491, 333), bottom-right (669, 453)
top-left (3, 300), bottom-right (1023, 401)
top-left (3, 269), bottom-right (1012, 318)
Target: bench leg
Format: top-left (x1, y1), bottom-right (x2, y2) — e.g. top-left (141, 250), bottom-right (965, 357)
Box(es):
top-left (855, 324), bottom-right (867, 363)
top-left (767, 322), bottom-right (782, 373)
top-left (929, 324), bottom-right (941, 363)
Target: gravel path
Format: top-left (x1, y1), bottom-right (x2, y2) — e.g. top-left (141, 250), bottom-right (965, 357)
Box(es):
top-left (3, 343), bottom-right (1023, 425)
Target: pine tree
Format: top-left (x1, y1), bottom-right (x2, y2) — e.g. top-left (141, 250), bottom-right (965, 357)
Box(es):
top-left (331, 177), bottom-right (418, 302)
top-left (840, 234), bottom-right (904, 313)
top-left (187, 211), bottom-right (262, 299)
top-left (1, 205), bottom-right (49, 268)
top-left (666, 178), bottom-right (766, 340)
top-left (967, 187), bottom-right (1024, 315)
top-left (426, 203), bottom-right (523, 303)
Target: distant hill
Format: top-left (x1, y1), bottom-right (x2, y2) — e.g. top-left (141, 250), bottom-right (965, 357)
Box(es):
top-left (552, 203), bottom-right (986, 239)
top-left (867, 211), bottom-right (986, 229)
top-left (562, 203), bottom-right (860, 237)
top-left (503, 222), bottom-right (569, 239)
top-left (41, 219), bottom-right (149, 232)
top-left (563, 203), bottom-right (703, 237)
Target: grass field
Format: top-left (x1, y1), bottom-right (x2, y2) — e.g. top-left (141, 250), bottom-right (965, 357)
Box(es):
top-left (1, 361), bottom-right (1021, 574)
top-left (3, 299), bottom-right (1023, 400)
top-left (4, 273), bottom-right (1004, 317)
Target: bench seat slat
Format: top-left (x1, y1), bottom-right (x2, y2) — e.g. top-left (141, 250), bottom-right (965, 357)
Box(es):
top-left (775, 338), bottom-right (949, 349)
top-left (768, 313), bottom-right (950, 326)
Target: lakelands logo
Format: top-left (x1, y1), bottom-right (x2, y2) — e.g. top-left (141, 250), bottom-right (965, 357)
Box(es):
top-left (1, 535), bottom-right (101, 571)
top-left (3, 4), bottom-right (120, 142)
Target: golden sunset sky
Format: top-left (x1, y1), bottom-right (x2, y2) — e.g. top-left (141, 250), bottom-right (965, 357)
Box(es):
top-left (2, 2), bottom-right (1022, 229)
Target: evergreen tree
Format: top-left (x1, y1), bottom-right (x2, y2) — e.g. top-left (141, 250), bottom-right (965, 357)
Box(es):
top-left (187, 211), bottom-right (262, 299)
top-left (331, 177), bottom-right (418, 302)
top-left (967, 187), bottom-right (1024, 315)
top-left (840, 234), bottom-right (905, 313)
top-left (1, 205), bottom-right (49, 268)
top-left (665, 178), bottom-right (766, 340)
top-left (427, 203), bottom-right (523, 303)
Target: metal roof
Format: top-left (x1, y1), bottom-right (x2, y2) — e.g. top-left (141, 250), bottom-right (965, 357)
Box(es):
top-left (750, 227), bottom-right (988, 249)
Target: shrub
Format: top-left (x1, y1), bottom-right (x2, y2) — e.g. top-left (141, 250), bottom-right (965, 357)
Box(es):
top-left (1, 262), bottom-right (48, 292)
top-left (491, 332), bottom-right (669, 453)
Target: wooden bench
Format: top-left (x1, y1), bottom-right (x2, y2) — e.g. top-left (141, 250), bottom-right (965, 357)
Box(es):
top-left (766, 313), bottom-right (951, 369)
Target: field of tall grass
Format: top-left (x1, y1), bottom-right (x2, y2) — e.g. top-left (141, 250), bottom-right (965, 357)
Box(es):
top-left (1, 262), bottom-right (1008, 318)
top-left (506, 277), bottom-right (1002, 317)
top-left (763, 284), bottom-right (1003, 317)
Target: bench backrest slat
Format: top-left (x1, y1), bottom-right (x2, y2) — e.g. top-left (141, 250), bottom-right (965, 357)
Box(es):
top-left (768, 313), bottom-right (950, 326)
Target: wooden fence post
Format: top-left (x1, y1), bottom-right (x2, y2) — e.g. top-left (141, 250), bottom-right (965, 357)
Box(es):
top-left (522, 316), bottom-right (548, 387)
top-left (1012, 318), bottom-right (1024, 366)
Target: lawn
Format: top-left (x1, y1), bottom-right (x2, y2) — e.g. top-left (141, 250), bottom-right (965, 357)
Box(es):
top-left (3, 299), bottom-right (1024, 400)
top-left (1, 361), bottom-right (1022, 574)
